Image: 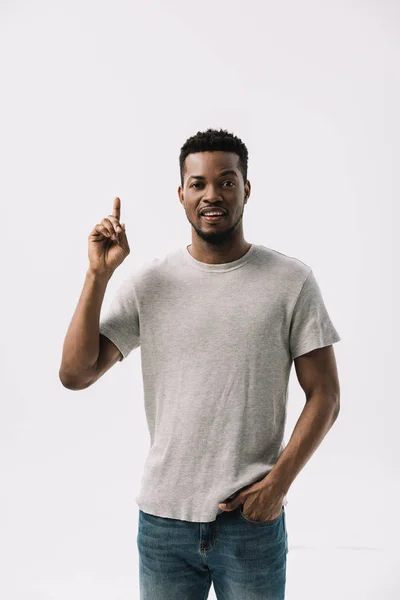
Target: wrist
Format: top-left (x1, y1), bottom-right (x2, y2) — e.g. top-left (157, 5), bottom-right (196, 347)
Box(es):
top-left (86, 267), bottom-right (114, 282)
top-left (260, 471), bottom-right (289, 497)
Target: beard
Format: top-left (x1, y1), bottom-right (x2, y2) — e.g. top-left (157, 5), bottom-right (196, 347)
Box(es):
top-left (186, 208), bottom-right (244, 246)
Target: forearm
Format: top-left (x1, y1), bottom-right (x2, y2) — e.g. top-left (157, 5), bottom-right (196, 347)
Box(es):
top-left (265, 392), bottom-right (340, 495)
top-left (59, 268), bottom-right (112, 387)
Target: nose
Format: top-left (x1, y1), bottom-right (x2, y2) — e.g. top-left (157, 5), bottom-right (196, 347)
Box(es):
top-left (202, 183), bottom-right (222, 201)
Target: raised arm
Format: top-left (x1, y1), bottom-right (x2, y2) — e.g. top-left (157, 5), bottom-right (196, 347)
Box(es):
top-left (59, 197), bottom-right (130, 390)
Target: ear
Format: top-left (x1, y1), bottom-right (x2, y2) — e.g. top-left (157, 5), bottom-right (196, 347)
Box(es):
top-left (244, 179), bottom-right (251, 201)
top-left (178, 186), bottom-right (184, 206)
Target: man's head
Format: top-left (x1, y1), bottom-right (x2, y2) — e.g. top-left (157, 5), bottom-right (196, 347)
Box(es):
top-left (178, 128), bottom-right (251, 247)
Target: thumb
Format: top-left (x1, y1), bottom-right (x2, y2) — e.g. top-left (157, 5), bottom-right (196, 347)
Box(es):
top-left (219, 490), bottom-right (244, 511)
top-left (218, 500), bottom-right (238, 511)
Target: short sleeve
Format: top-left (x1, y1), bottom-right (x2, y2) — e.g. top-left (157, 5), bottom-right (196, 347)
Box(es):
top-left (289, 269), bottom-right (341, 360)
top-left (99, 274), bottom-right (140, 361)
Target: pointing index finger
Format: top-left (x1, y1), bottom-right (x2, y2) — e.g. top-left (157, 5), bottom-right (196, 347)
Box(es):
top-left (113, 197), bottom-right (121, 222)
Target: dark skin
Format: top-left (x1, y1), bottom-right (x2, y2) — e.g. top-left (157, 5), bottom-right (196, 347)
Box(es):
top-left (178, 151), bottom-right (252, 264)
top-left (178, 152), bottom-right (340, 522)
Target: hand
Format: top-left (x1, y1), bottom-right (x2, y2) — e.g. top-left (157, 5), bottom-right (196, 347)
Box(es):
top-left (218, 478), bottom-right (285, 522)
top-left (88, 197), bottom-right (130, 275)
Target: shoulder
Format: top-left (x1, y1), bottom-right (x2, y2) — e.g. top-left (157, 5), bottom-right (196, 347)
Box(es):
top-left (254, 244), bottom-right (311, 283)
top-left (128, 248), bottom-right (181, 291)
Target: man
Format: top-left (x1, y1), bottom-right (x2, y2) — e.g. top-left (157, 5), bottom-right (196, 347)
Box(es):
top-left (59, 127), bottom-right (341, 599)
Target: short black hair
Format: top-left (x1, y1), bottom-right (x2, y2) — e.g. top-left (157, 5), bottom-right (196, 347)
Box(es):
top-left (179, 127), bottom-right (248, 188)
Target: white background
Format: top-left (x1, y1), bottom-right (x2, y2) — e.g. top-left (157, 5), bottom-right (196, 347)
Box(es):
top-left (1, 1), bottom-right (399, 598)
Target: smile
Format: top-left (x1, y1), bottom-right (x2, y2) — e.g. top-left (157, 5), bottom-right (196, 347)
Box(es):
top-left (201, 215), bottom-right (226, 222)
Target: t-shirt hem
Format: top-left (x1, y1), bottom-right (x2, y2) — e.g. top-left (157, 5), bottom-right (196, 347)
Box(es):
top-left (136, 494), bottom-right (289, 523)
top-left (291, 334), bottom-right (341, 359)
top-left (136, 498), bottom-right (219, 522)
top-left (99, 326), bottom-right (129, 361)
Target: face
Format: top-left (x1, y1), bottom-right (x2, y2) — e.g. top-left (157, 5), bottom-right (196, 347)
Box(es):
top-left (178, 151), bottom-right (251, 246)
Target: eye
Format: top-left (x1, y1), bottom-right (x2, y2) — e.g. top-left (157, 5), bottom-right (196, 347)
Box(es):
top-left (190, 181), bottom-right (235, 188)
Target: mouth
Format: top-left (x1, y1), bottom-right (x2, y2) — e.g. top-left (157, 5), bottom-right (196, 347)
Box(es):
top-left (201, 214), bottom-right (226, 223)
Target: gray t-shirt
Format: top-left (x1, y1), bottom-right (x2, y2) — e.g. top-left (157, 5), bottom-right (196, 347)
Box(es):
top-left (99, 243), bottom-right (341, 523)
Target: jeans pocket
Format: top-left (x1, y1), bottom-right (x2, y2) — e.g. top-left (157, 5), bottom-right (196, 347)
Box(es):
top-left (238, 503), bottom-right (284, 526)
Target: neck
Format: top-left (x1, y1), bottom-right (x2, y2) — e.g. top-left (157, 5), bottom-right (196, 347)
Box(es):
top-left (187, 240), bottom-right (252, 264)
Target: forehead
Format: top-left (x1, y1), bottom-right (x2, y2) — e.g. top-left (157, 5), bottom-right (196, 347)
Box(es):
top-left (184, 151), bottom-right (240, 178)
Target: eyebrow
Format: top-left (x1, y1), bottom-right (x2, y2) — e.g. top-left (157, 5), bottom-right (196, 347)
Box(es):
top-left (188, 169), bottom-right (238, 181)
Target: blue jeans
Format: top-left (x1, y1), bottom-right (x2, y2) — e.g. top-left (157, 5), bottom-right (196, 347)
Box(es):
top-left (137, 503), bottom-right (288, 599)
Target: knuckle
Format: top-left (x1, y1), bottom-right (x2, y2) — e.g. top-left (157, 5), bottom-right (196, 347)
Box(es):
top-left (105, 215), bottom-right (120, 232)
